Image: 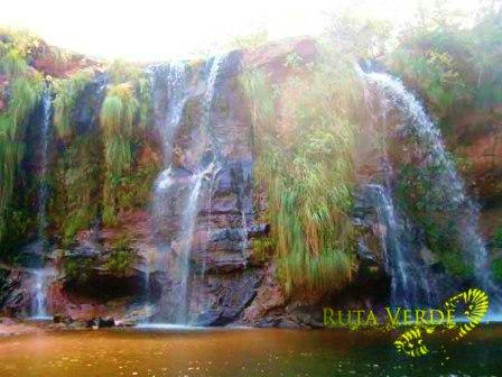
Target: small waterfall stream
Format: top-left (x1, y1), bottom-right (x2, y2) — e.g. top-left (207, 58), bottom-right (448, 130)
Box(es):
top-left (170, 55), bottom-right (225, 324)
top-left (30, 268), bottom-right (56, 320)
top-left (32, 269), bottom-right (48, 319)
top-left (149, 55), bottom-right (226, 324)
top-left (149, 62), bottom-right (190, 322)
top-left (361, 68), bottom-right (501, 309)
top-left (365, 184), bottom-right (438, 307)
top-left (173, 162), bottom-right (215, 323)
top-left (30, 87), bottom-right (53, 319)
top-left (37, 87), bottom-right (52, 250)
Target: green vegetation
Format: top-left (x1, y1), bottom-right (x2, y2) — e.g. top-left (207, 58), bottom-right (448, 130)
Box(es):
top-left (395, 161), bottom-right (476, 278)
top-left (390, 35), bottom-right (471, 118)
top-left (99, 60), bottom-right (156, 226)
top-left (104, 238), bottom-right (136, 276)
top-left (53, 70), bottom-right (93, 139)
top-left (0, 49), bottom-right (29, 77)
top-left (242, 44), bottom-right (361, 294)
top-left (49, 71), bottom-right (102, 245)
top-left (104, 249), bottom-right (135, 275)
top-left (389, 8), bottom-right (502, 123)
top-left (388, 6), bottom-right (501, 277)
top-left (0, 30), bottom-right (43, 245)
top-left (136, 77), bottom-right (152, 130)
top-left (47, 57), bottom-right (156, 241)
top-left (106, 59), bottom-right (143, 84)
top-left (251, 237), bottom-right (276, 265)
top-left (326, 11), bottom-right (392, 59)
top-left (12, 46), bottom-right (160, 252)
top-left (51, 134), bottom-right (103, 246)
top-left (64, 257), bottom-right (94, 284)
top-left (49, 61), bottom-right (157, 242)
top-left (101, 83), bottom-right (137, 226)
top-left (494, 226), bottom-right (502, 249)
top-left (0, 3), bottom-right (500, 304)
top-left (228, 30), bottom-right (269, 50)
top-left (492, 259), bottom-right (502, 282)
top-left (101, 83), bottom-right (137, 170)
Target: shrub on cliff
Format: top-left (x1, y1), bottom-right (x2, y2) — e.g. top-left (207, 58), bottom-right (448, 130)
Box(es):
top-left (104, 237), bottom-right (136, 276)
top-left (389, 9), bottom-right (502, 123)
top-left (99, 61), bottom-right (155, 227)
top-left (241, 44), bottom-right (362, 294)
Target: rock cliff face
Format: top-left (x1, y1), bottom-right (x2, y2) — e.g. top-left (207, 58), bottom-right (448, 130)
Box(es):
top-left (148, 51), bottom-right (261, 325)
top-left (0, 35), bottom-right (500, 326)
top-left (0, 38), bottom-right (323, 326)
top-left (451, 110), bottom-right (502, 238)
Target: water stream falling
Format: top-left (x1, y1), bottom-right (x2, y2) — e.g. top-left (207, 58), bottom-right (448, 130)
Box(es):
top-left (365, 184), bottom-right (438, 307)
top-left (149, 55), bottom-right (226, 324)
top-left (149, 62), bottom-right (190, 322)
top-left (30, 87), bottom-right (53, 319)
top-left (173, 162), bottom-right (215, 323)
top-left (361, 68), bottom-right (501, 309)
top-left (170, 55), bottom-right (225, 324)
top-left (31, 269), bottom-right (52, 319)
top-left (154, 63), bottom-right (190, 166)
top-left (151, 62), bottom-right (190, 248)
top-left (37, 87), bottom-right (52, 250)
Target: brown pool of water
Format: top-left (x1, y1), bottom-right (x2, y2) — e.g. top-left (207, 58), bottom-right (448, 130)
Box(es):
top-left (0, 325), bottom-right (500, 376)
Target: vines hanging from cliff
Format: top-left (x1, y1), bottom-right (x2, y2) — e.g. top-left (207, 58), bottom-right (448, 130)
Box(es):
top-left (101, 82), bottom-right (137, 226)
top-left (0, 31), bottom-right (43, 244)
top-left (48, 58), bottom-right (158, 241)
top-left (241, 45), bottom-right (362, 294)
top-left (99, 60), bottom-right (156, 227)
top-left (53, 70), bottom-right (93, 139)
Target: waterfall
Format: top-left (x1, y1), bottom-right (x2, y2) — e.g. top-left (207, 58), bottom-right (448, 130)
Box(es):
top-left (173, 162), bottom-right (215, 323)
top-left (153, 62), bottom-right (189, 166)
top-left (30, 87), bottom-right (53, 319)
top-left (146, 62), bottom-right (190, 322)
top-left (365, 184), bottom-right (438, 308)
top-left (149, 55), bottom-right (226, 324)
top-left (31, 269), bottom-right (50, 319)
top-left (151, 62), bottom-right (190, 228)
top-left (361, 68), bottom-right (501, 309)
top-left (37, 87), bottom-right (52, 250)
top-left (170, 55), bottom-right (225, 324)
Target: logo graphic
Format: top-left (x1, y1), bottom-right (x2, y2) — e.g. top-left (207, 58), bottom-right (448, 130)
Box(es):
top-left (394, 288), bottom-right (489, 357)
top-left (323, 288), bottom-right (490, 358)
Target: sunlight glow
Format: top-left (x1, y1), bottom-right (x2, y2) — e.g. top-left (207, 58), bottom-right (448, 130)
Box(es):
top-left (0, 0), bottom-right (486, 61)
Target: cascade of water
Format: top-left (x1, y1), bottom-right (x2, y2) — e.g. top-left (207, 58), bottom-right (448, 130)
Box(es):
top-left (151, 62), bottom-right (190, 223)
top-left (37, 87), bottom-right (52, 250)
top-left (30, 87), bottom-right (52, 319)
top-left (146, 63), bottom-right (190, 321)
top-left (361, 68), bottom-right (501, 308)
top-left (365, 184), bottom-right (437, 307)
top-left (169, 55), bottom-right (226, 324)
top-left (173, 162), bottom-right (215, 323)
top-left (159, 63), bottom-right (189, 164)
top-left (31, 269), bottom-right (50, 319)
top-left (149, 55), bottom-right (226, 324)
